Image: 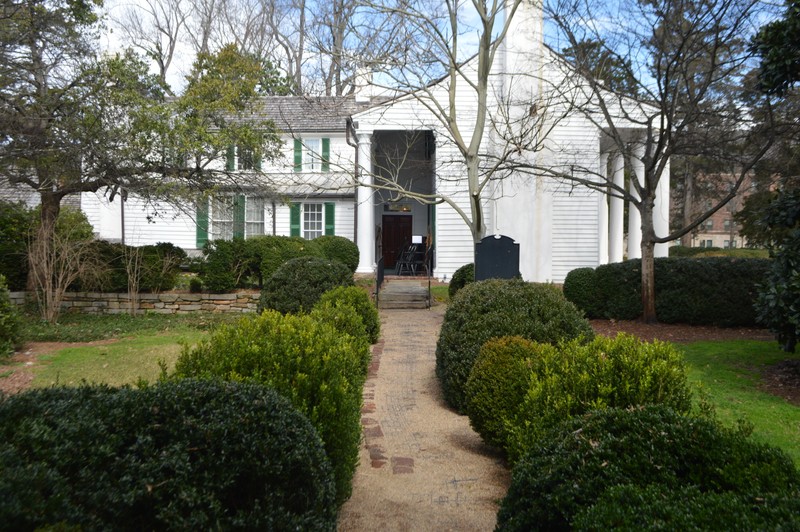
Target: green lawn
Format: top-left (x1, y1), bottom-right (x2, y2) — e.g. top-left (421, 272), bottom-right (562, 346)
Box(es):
top-left (681, 340), bottom-right (800, 464)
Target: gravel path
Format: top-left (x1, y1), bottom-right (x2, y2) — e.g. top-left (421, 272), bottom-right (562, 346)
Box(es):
top-left (337, 306), bottom-right (510, 531)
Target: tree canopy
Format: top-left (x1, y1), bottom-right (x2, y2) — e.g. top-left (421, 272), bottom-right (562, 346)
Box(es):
top-left (752, 0), bottom-right (800, 95)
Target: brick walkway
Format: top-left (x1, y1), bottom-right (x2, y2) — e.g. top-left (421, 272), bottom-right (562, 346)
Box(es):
top-left (337, 306), bottom-right (510, 531)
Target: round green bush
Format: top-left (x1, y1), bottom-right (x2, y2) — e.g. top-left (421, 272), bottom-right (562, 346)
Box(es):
top-left (435, 279), bottom-right (593, 413)
top-left (506, 333), bottom-right (692, 461)
top-left (0, 274), bottom-right (22, 358)
top-left (316, 286), bottom-right (380, 344)
top-left (174, 310), bottom-right (365, 505)
top-left (259, 257), bottom-right (354, 314)
top-left (0, 380), bottom-right (337, 531)
top-left (573, 483), bottom-right (800, 530)
top-left (448, 263), bottom-right (474, 299)
top-left (309, 301), bottom-right (371, 376)
top-left (594, 259), bottom-right (642, 319)
top-left (496, 405), bottom-right (800, 531)
top-left (465, 336), bottom-right (553, 450)
top-left (200, 238), bottom-right (250, 292)
top-left (257, 235), bottom-right (323, 282)
top-left (314, 235), bottom-right (359, 273)
top-left (138, 242), bottom-right (187, 293)
top-left (562, 267), bottom-right (602, 318)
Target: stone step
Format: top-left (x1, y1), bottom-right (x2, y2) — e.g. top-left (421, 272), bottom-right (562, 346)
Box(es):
top-left (377, 280), bottom-right (431, 310)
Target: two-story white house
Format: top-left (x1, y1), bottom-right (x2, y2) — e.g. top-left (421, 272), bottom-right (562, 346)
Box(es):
top-left (81, 1), bottom-right (669, 283)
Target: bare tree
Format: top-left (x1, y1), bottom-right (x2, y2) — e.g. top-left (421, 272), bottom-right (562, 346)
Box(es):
top-left (529, 0), bottom-right (780, 321)
top-left (113, 0), bottom-right (189, 88)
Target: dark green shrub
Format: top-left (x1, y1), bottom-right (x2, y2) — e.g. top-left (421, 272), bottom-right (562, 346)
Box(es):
top-left (0, 200), bottom-right (33, 291)
top-left (654, 257), bottom-right (770, 326)
top-left (200, 238), bottom-right (250, 292)
top-left (465, 337), bottom-right (551, 450)
top-left (496, 405), bottom-right (800, 531)
top-left (562, 267), bottom-right (602, 318)
top-left (316, 286), bottom-right (380, 344)
top-left (188, 277), bottom-right (203, 293)
top-left (573, 484), bottom-right (800, 531)
top-left (314, 235), bottom-right (359, 273)
top-left (506, 333), bottom-right (692, 461)
top-left (0, 380), bottom-right (337, 531)
top-left (435, 279), bottom-right (593, 413)
top-left (0, 275), bottom-right (22, 358)
top-left (259, 257), bottom-right (354, 314)
top-left (257, 235), bottom-right (323, 282)
top-left (594, 259), bottom-right (642, 319)
top-left (309, 301), bottom-right (371, 376)
top-left (173, 310), bottom-right (365, 505)
top-left (138, 242), bottom-right (187, 293)
top-left (669, 244), bottom-right (723, 257)
top-left (448, 263), bottom-right (474, 299)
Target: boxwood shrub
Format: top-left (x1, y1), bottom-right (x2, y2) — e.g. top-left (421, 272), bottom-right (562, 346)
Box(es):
top-left (0, 274), bottom-right (22, 358)
top-left (77, 241), bottom-right (187, 293)
top-left (0, 380), bottom-right (337, 531)
top-left (309, 301), bottom-right (372, 376)
top-left (314, 235), bottom-right (359, 273)
top-left (173, 310), bottom-right (365, 505)
top-left (257, 235), bottom-right (323, 282)
top-left (435, 279), bottom-right (593, 413)
top-left (259, 257), bottom-right (354, 314)
top-left (505, 333), bottom-right (692, 461)
top-left (496, 405), bottom-right (800, 531)
top-left (464, 337), bottom-right (551, 450)
top-left (448, 263), bottom-right (474, 299)
top-left (573, 484), bottom-right (800, 530)
top-left (315, 285), bottom-right (380, 344)
top-left (564, 257), bottom-right (771, 326)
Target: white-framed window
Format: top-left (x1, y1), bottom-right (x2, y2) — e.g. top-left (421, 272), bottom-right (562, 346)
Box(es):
top-left (303, 203), bottom-right (324, 239)
top-left (293, 138), bottom-right (330, 173)
top-left (304, 138), bottom-right (321, 172)
top-left (209, 195), bottom-right (267, 240)
top-left (238, 146), bottom-right (255, 170)
top-left (211, 196), bottom-right (235, 240)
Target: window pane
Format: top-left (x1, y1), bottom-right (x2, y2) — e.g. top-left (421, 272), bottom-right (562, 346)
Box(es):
top-left (304, 203), bottom-right (323, 239)
top-left (238, 146), bottom-right (254, 170)
top-left (245, 197), bottom-right (265, 237)
top-left (305, 139), bottom-right (321, 171)
top-left (212, 197), bottom-right (234, 240)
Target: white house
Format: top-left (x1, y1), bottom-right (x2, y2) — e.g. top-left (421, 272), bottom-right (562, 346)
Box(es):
top-left (81, 1), bottom-right (669, 283)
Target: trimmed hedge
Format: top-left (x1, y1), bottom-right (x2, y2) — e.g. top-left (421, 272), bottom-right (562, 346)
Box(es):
top-left (448, 263), bottom-right (474, 299)
top-left (0, 381), bottom-right (337, 531)
top-left (435, 279), bottom-right (593, 413)
top-left (76, 241), bottom-right (187, 293)
top-left (173, 310), bottom-right (366, 506)
top-left (314, 235), bottom-right (359, 273)
top-left (257, 236), bottom-right (323, 283)
top-left (574, 484), bottom-right (800, 530)
top-left (0, 274), bottom-right (22, 358)
top-left (506, 333), bottom-right (692, 461)
top-left (200, 238), bottom-right (251, 292)
top-left (496, 405), bottom-right (800, 531)
top-left (563, 257), bottom-right (771, 326)
top-left (464, 336), bottom-right (542, 450)
top-left (315, 286), bottom-right (380, 344)
top-left (259, 257), bottom-right (354, 314)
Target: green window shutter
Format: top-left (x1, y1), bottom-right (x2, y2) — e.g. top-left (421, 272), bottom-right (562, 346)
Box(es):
top-left (233, 194), bottom-right (245, 238)
top-left (293, 139), bottom-right (303, 172)
top-left (226, 145), bottom-right (235, 171)
top-left (290, 203), bottom-right (301, 237)
top-left (324, 202), bottom-right (335, 235)
top-left (196, 199), bottom-right (209, 248)
top-left (321, 138), bottom-right (330, 172)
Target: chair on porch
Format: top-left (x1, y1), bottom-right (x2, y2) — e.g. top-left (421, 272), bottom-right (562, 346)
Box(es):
top-left (395, 244), bottom-right (417, 275)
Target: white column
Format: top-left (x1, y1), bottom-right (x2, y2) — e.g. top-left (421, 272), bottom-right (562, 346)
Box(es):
top-left (356, 133), bottom-right (375, 274)
top-left (628, 142), bottom-right (645, 259)
top-left (598, 152), bottom-right (609, 265)
top-left (609, 152), bottom-right (625, 263)
top-left (654, 156), bottom-right (670, 257)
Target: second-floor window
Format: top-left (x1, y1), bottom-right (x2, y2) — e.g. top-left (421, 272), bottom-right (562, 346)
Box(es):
top-left (293, 138), bottom-right (330, 172)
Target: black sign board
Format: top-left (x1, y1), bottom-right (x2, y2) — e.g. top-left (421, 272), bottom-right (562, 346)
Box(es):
top-left (474, 234), bottom-right (520, 281)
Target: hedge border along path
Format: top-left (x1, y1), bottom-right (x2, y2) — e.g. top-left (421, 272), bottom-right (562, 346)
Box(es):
top-left (337, 306), bottom-right (511, 531)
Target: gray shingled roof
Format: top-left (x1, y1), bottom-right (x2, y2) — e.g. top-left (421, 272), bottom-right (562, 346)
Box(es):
top-left (252, 96), bottom-right (369, 133)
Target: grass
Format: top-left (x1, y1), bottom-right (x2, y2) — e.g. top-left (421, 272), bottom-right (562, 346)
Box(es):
top-left (681, 340), bottom-right (800, 464)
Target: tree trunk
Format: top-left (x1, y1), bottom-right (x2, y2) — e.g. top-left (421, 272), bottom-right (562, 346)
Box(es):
top-left (680, 170), bottom-right (695, 246)
top-left (640, 200), bottom-right (658, 323)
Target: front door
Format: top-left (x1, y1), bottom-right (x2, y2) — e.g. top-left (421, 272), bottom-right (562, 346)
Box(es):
top-left (382, 215), bottom-right (412, 269)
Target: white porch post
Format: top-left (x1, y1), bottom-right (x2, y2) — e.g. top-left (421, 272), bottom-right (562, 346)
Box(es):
top-left (654, 157), bottom-right (671, 257)
top-left (356, 133), bottom-right (376, 274)
top-left (628, 142), bottom-right (645, 259)
top-left (598, 152), bottom-right (609, 265)
top-left (609, 152), bottom-right (625, 262)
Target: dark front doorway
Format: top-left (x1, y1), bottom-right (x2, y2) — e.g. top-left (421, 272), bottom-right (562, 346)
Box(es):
top-left (382, 215), bottom-right (412, 269)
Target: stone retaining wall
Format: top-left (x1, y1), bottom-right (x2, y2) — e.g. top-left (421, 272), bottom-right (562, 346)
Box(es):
top-left (8, 291), bottom-right (259, 315)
